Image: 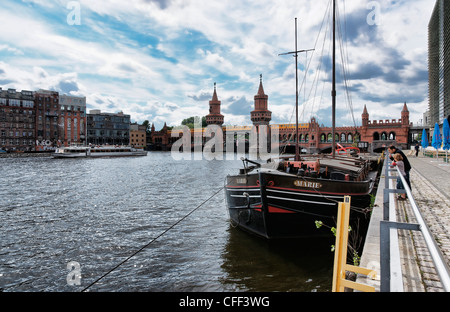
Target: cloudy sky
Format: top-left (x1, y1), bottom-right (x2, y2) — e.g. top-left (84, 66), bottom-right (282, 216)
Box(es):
top-left (0, 0), bottom-right (434, 129)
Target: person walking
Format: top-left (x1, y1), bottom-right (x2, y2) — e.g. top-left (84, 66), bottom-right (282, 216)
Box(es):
top-left (388, 145), bottom-right (411, 190)
top-left (415, 143), bottom-right (419, 157)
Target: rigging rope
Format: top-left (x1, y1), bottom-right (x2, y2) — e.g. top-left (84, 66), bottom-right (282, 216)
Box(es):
top-left (285, 0), bottom-right (359, 142)
top-left (81, 186), bottom-right (225, 292)
top-left (335, 0), bottom-right (358, 131)
top-left (279, 1), bottom-right (332, 156)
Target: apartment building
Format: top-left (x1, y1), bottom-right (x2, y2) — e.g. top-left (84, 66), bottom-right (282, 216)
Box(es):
top-left (34, 89), bottom-right (60, 151)
top-left (59, 94), bottom-right (87, 146)
top-left (0, 88), bottom-right (36, 152)
top-left (130, 123), bottom-right (147, 148)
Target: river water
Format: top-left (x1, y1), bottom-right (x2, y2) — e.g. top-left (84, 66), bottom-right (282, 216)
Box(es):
top-left (0, 152), bottom-right (335, 292)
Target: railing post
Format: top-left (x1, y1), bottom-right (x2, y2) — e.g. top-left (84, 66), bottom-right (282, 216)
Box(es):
top-left (380, 151), bottom-right (450, 292)
top-left (396, 165), bottom-right (450, 291)
top-left (380, 221), bottom-right (421, 292)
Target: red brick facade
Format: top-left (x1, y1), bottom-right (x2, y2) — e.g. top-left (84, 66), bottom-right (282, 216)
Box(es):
top-left (205, 83), bottom-right (224, 126)
top-left (149, 79), bottom-right (411, 152)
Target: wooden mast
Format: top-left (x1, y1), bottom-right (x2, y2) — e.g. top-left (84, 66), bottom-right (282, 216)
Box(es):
top-left (279, 18), bottom-right (313, 161)
top-left (332, 0), bottom-right (336, 158)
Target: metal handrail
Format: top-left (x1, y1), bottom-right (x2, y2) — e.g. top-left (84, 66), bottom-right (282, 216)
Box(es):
top-left (395, 160), bottom-right (450, 291)
top-left (383, 153), bottom-right (450, 291)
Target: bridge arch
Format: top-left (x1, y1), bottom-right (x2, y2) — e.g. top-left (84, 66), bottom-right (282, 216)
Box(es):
top-left (347, 133), bottom-right (353, 143)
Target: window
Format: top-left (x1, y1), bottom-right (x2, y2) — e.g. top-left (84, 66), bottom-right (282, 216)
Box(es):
top-left (23, 100), bottom-right (34, 108)
top-left (9, 99), bottom-right (20, 107)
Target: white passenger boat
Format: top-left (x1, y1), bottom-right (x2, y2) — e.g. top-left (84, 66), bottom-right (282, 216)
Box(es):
top-left (52, 145), bottom-right (147, 158)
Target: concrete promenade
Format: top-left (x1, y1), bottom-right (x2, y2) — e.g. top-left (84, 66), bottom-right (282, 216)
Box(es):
top-left (357, 153), bottom-right (450, 292)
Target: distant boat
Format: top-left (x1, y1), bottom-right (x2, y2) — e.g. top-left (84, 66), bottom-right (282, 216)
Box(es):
top-left (52, 145), bottom-right (147, 158)
top-left (225, 1), bottom-right (379, 239)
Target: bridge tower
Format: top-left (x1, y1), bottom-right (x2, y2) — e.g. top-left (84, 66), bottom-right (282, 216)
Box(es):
top-left (205, 82), bottom-right (224, 126)
top-left (251, 74), bottom-right (272, 127)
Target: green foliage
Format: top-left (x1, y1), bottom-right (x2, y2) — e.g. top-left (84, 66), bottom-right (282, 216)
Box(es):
top-left (315, 220), bottom-right (360, 266)
top-left (315, 220), bottom-right (323, 228)
top-left (369, 194), bottom-right (376, 208)
top-left (181, 116), bottom-right (207, 129)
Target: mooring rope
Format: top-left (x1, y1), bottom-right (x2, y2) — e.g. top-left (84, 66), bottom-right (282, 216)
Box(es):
top-left (81, 185), bottom-right (225, 292)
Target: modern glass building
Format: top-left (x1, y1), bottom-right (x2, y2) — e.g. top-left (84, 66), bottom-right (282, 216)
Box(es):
top-left (428, 0), bottom-right (450, 127)
top-left (87, 110), bottom-right (130, 146)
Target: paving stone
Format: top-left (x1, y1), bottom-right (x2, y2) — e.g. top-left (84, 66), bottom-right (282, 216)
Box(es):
top-left (403, 156), bottom-right (450, 292)
top-left (355, 155), bottom-right (449, 292)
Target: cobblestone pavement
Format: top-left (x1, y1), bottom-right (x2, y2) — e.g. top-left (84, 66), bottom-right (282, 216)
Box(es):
top-left (397, 154), bottom-right (450, 292)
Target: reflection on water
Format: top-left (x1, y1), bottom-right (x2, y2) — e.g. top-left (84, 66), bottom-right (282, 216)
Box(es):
top-left (0, 152), bottom-right (334, 292)
top-left (222, 229), bottom-right (334, 292)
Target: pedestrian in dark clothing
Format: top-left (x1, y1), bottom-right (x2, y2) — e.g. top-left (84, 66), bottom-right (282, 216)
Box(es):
top-left (392, 153), bottom-right (407, 200)
top-left (388, 145), bottom-right (411, 190)
top-left (415, 143), bottom-right (419, 157)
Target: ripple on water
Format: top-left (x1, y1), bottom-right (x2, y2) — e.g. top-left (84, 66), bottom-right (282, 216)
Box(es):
top-left (1, 153), bottom-right (333, 292)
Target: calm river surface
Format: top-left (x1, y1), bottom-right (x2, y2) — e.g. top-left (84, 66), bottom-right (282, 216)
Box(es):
top-left (0, 152), bottom-right (334, 292)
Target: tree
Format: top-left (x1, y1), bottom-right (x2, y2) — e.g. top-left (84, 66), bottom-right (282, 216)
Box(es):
top-left (181, 116), bottom-right (206, 129)
top-left (142, 120), bottom-right (151, 135)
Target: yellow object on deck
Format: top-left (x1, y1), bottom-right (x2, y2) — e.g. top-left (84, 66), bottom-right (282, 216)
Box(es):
top-left (332, 196), bottom-right (377, 292)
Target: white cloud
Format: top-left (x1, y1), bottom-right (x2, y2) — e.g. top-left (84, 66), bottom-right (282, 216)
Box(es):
top-left (0, 0), bottom-right (433, 129)
top-left (0, 44), bottom-right (24, 56)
